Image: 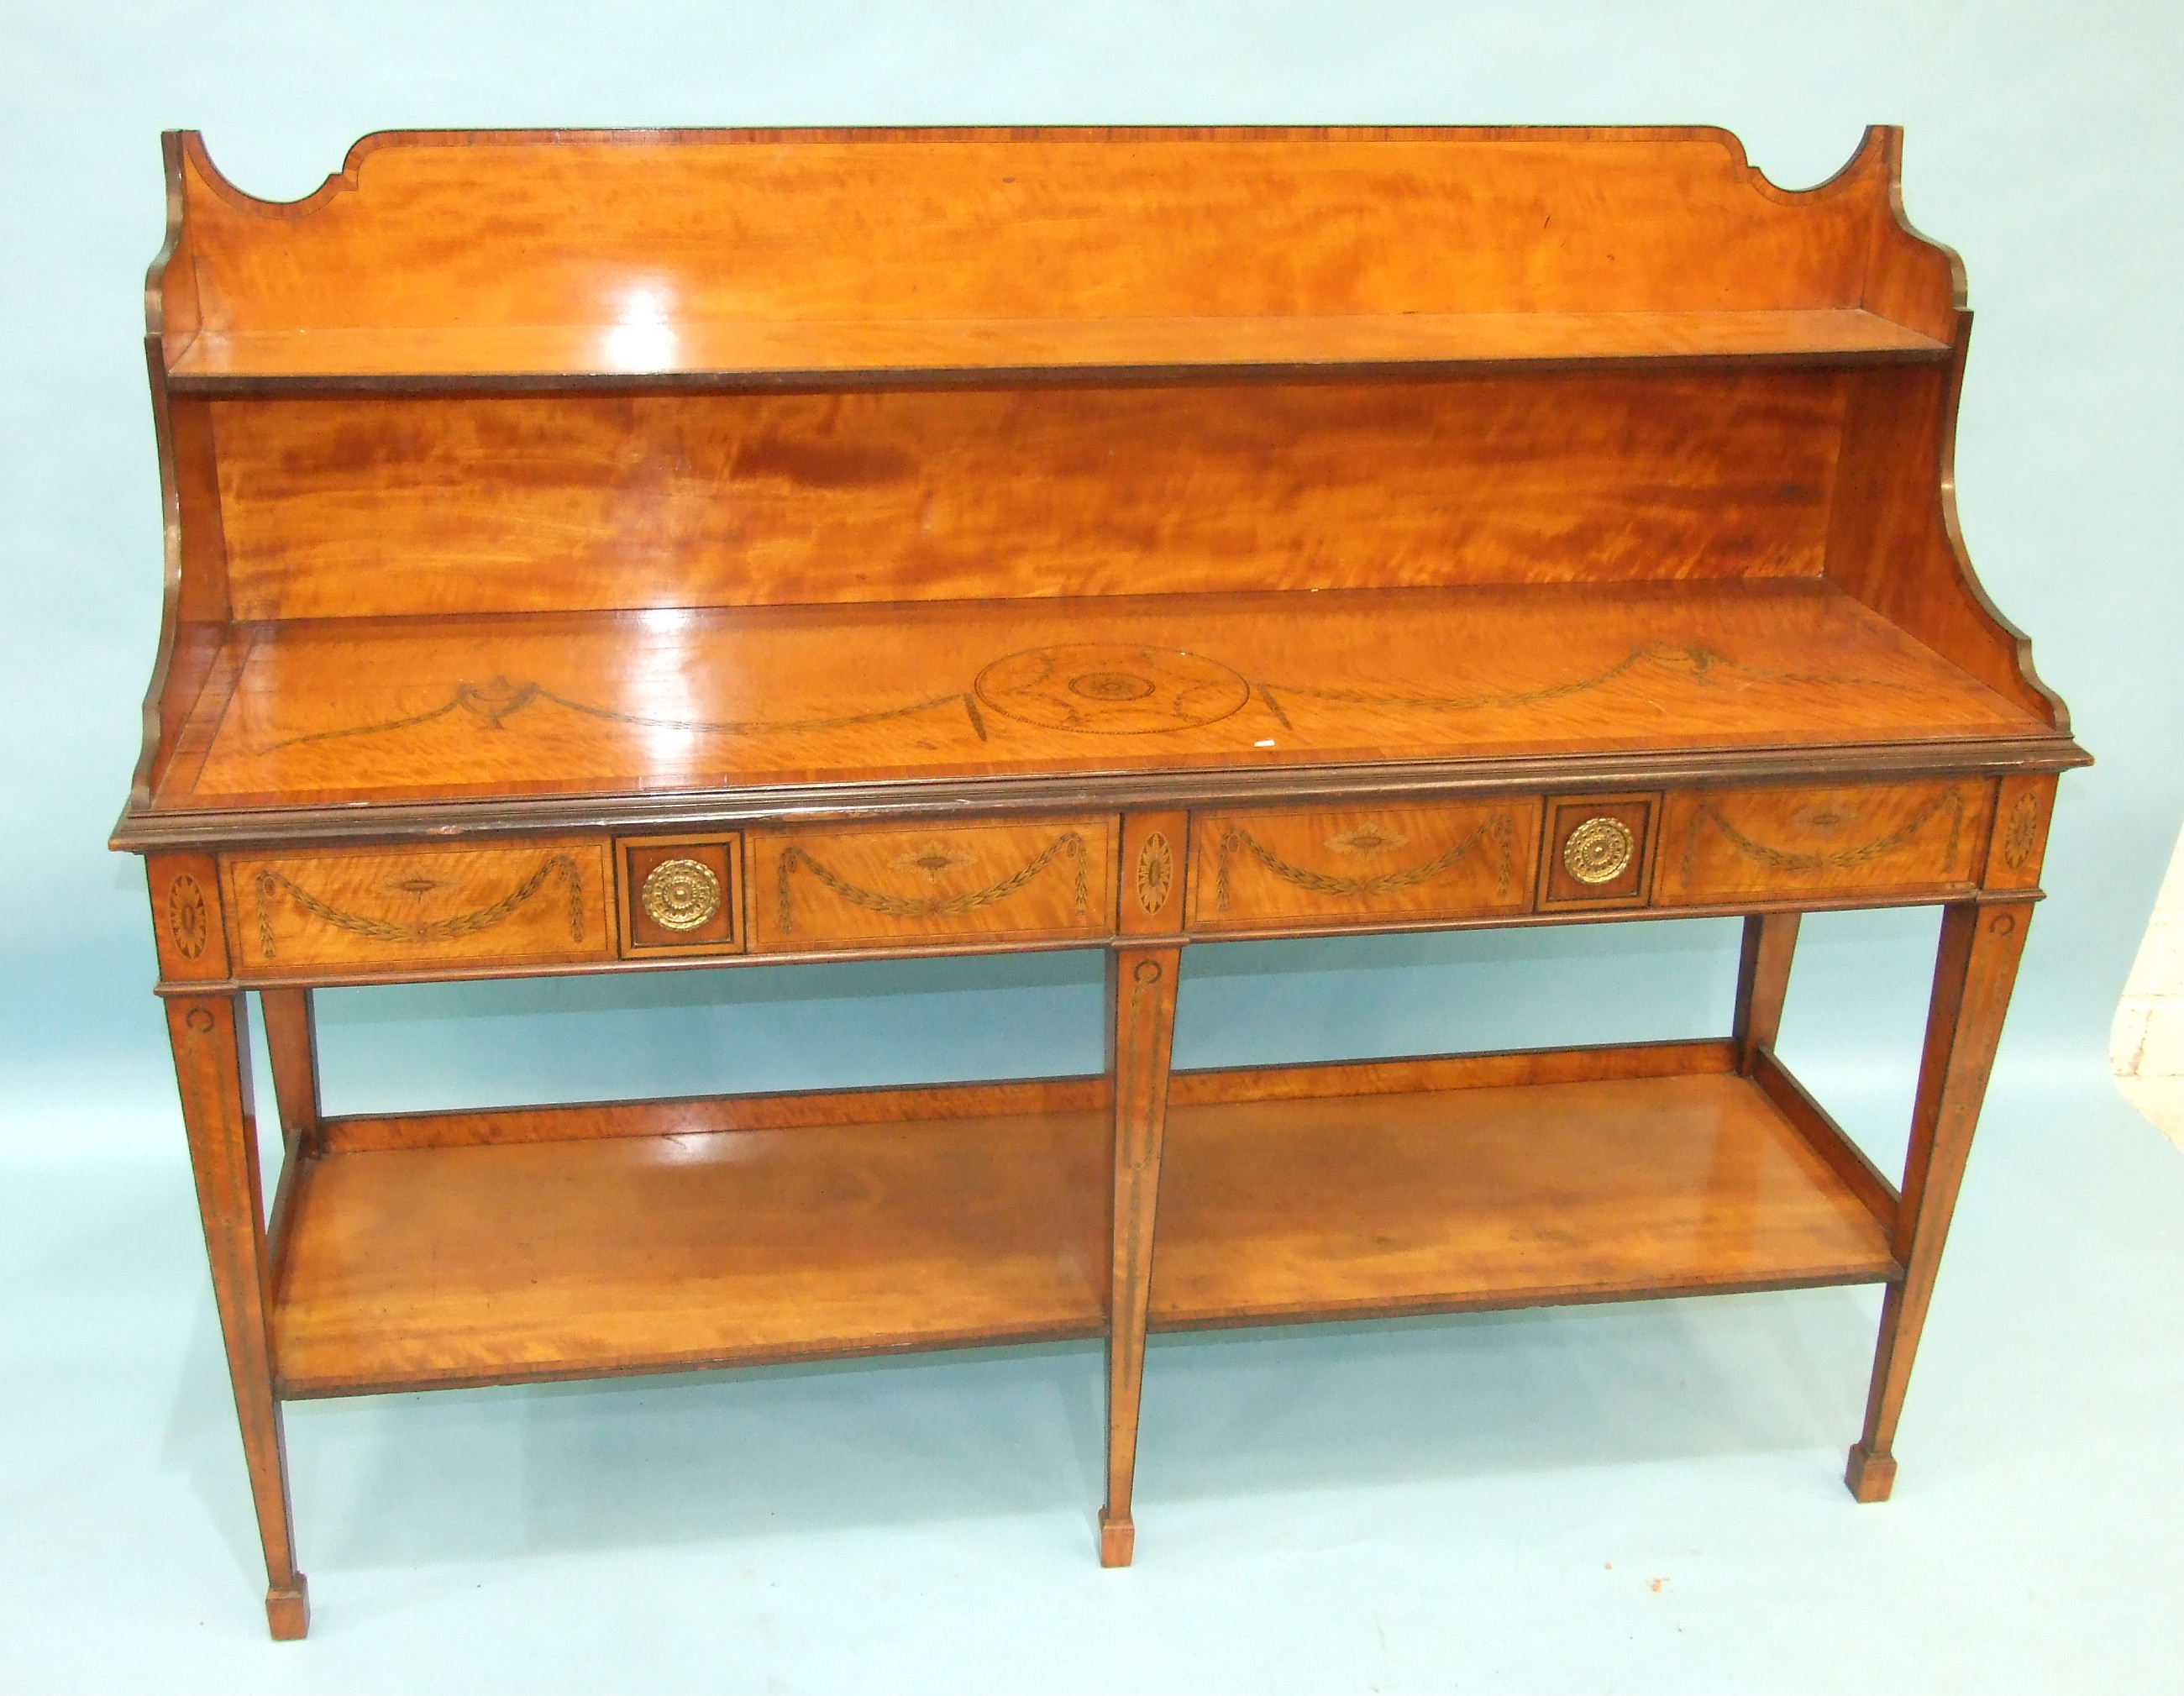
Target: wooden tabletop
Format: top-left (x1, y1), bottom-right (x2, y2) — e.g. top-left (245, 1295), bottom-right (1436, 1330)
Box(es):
top-left (151, 579), bottom-right (2055, 817)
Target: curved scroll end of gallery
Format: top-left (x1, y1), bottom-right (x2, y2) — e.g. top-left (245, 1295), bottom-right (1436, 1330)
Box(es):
top-left (265, 1577), bottom-right (311, 1641)
top-left (1098, 1510), bottom-right (1137, 1568)
top-left (1844, 1442), bottom-right (1898, 1504)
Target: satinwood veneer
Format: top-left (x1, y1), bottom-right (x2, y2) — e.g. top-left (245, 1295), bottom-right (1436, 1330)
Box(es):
top-left (114, 124), bottom-right (2085, 1639)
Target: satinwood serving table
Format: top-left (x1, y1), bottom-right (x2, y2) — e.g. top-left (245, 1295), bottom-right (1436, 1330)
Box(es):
top-left (113, 124), bottom-right (2087, 1638)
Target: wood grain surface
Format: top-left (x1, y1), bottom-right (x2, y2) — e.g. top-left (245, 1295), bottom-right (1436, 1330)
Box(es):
top-left (1654, 778), bottom-right (1992, 905)
top-left (1101, 944), bottom-right (1180, 1567)
top-left (1150, 1070), bottom-right (1897, 1329)
top-left (124, 122), bottom-right (2088, 1637)
top-left (167, 991), bottom-right (310, 1637)
top-left (1981, 773), bottom-right (2056, 892)
top-left (171, 128), bottom-right (1944, 337)
top-left (168, 309), bottom-right (1946, 390)
top-left (322, 1074), bottom-right (1110, 1154)
top-left (162, 582), bottom-right (2048, 813)
top-left (1538, 793), bottom-right (1658, 909)
top-left (274, 1107), bottom-right (1110, 1395)
top-left (1188, 801), bottom-right (1536, 931)
top-left (206, 373), bottom-right (1851, 619)
top-left (269, 1041), bottom-right (1893, 1396)
top-left (617, 834), bottom-right (743, 955)
top-left (747, 817), bottom-right (1116, 951)
top-left (1848, 901), bottom-right (2033, 1500)
top-left (225, 839), bottom-right (614, 973)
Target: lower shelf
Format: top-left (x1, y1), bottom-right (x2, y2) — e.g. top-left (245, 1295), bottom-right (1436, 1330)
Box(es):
top-left (273, 1090), bottom-right (1111, 1396)
top-left (1153, 1057), bottom-right (1899, 1330)
top-left (270, 1041), bottom-right (1899, 1398)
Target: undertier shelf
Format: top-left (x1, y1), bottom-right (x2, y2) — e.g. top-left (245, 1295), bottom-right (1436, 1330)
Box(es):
top-left (270, 1045), bottom-right (1898, 1398)
top-left (165, 308), bottom-right (1949, 392)
top-left (272, 1093), bottom-right (1111, 1396)
top-left (1155, 1058), bottom-right (1898, 1329)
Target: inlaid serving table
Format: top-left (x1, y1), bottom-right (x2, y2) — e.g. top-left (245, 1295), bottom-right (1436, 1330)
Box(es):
top-left (113, 124), bottom-right (2086, 1637)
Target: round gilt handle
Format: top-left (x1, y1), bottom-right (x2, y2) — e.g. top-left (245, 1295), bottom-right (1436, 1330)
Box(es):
top-left (1562, 816), bottom-right (1635, 885)
top-left (640, 858), bottom-right (723, 931)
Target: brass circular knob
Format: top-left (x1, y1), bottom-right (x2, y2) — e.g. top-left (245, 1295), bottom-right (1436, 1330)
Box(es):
top-left (640, 858), bottom-right (722, 931)
top-left (1562, 816), bottom-right (1635, 885)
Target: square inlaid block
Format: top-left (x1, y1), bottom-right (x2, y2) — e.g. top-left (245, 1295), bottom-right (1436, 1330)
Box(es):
top-left (617, 835), bottom-right (744, 956)
top-left (1538, 794), bottom-right (1660, 911)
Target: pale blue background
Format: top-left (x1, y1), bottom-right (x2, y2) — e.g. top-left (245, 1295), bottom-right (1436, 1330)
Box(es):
top-left (3, 3), bottom-right (2180, 1691)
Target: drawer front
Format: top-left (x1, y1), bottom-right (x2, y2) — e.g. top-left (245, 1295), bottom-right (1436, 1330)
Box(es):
top-left (228, 839), bottom-right (615, 974)
top-left (748, 818), bottom-right (1116, 953)
top-left (1188, 801), bottom-right (1536, 932)
top-left (1654, 780), bottom-right (1993, 906)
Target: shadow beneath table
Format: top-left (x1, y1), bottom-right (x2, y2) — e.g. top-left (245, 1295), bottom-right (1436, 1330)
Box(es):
top-left (166, 1280), bottom-right (1881, 1598)
top-left (1131, 1287), bottom-right (1881, 1504)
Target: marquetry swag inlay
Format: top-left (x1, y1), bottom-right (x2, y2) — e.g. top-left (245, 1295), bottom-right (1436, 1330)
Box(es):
top-left (1680, 789), bottom-right (1967, 880)
top-left (774, 832), bottom-right (1092, 936)
top-left (1212, 814), bottom-right (1519, 912)
top-left (251, 855), bottom-right (587, 958)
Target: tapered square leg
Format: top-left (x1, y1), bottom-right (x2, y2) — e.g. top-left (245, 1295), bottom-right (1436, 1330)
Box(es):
top-left (167, 991), bottom-right (310, 1639)
top-left (1733, 911), bottom-right (1801, 1075)
top-left (1847, 902), bottom-right (2031, 1501)
top-left (1100, 945), bottom-right (1179, 1567)
top-left (260, 987), bottom-right (323, 1161)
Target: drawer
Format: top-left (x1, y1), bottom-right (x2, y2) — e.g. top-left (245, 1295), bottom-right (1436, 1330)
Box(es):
top-left (1187, 801), bottom-right (1536, 932)
top-left (227, 839), bottom-right (615, 974)
top-left (617, 834), bottom-right (744, 958)
top-left (1654, 780), bottom-right (1993, 906)
top-left (748, 818), bottom-right (1116, 953)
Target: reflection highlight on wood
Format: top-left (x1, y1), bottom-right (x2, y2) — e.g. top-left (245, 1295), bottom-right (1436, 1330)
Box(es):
top-left (205, 374), bottom-right (1854, 619)
top-left (1152, 1070), bottom-right (1897, 1329)
top-left (268, 1042), bottom-right (1898, 1399)
top-left (170, 127), bottom-right (1950, 335)
top-left (275, 1105), bottom-right (1110, 1396)
top-left (165, 585), bottom-right (2049, 814)
top-left (168, 309), bottom-right (1948, 390)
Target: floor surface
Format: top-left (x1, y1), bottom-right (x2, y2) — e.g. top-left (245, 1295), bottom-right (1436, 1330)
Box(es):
top-left (3, 1056), bottom-right (2178, 1695)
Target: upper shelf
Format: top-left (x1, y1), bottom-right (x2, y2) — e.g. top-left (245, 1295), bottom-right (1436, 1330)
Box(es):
top-left (163, 307), bottom-right (1948, 393)
top-left (150, 126), bottom-right (1971, 384)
